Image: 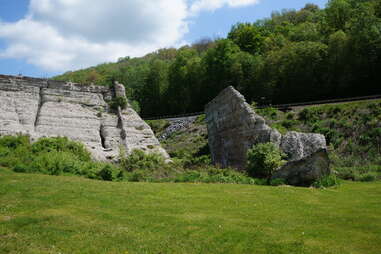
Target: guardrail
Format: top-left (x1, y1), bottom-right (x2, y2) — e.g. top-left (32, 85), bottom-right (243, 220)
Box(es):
top-left (142, 94), bottom-right (381, 120)
top-left (143, 111), bottom-right (205, 121)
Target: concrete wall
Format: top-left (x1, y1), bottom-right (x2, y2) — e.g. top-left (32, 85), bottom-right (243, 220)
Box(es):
top-left (0, 75), bottom-right (169, 161)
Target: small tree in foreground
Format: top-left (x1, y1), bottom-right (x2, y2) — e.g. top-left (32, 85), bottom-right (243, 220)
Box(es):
top-left (247, 142), bottom-right (286, 181)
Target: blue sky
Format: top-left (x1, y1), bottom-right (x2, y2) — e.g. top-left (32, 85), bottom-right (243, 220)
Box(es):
top-left (0, 0), bottom-right (328, 78)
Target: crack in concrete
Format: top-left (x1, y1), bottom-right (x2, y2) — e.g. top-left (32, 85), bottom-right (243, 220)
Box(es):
top-left (34, 87), bottom-right (44, 129)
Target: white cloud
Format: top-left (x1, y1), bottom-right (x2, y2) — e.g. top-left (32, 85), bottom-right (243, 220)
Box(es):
top-left (0, 0), bottom-right (260, 72)
top-left (0, 0), bottom-right (189, 71)
top-left (190, 0), bottom-right (260, 15)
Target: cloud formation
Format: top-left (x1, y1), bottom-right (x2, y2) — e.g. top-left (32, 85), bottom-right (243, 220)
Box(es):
top-left (0, 0), bottom-right (259, 72)
top-left (190, 0), bottom-right (260, 14)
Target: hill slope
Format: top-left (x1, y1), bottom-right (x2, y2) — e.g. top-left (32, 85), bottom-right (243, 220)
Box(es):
top-left (149, 99), bottom-right (381, 180)
top-left (1, 168), bottom-right (381, 254)
top-left (54, 0), bottom-right (381, 117)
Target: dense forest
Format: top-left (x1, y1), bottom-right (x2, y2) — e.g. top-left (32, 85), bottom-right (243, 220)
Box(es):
top-left (54, 0), bottom-right (381, 117)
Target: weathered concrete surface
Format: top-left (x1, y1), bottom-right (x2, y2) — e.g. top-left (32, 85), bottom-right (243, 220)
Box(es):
top-left (0, 74), bottom-right (169, 161)
top-left (205, 86), bottom-right (330, 184)
top-left (205, 86), bottom-right (281, 169)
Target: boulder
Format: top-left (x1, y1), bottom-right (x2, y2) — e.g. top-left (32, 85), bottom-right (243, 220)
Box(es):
top-left (281, 131), bottom-right (327, 161)
top-left (205, 86), bottom-right (331, 185)
top-left (205, 86), bottom-right (281, 169)
top-left (272, 149), bottom-right (330, 186)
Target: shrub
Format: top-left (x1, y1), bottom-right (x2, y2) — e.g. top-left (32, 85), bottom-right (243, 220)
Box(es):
top-left (286, 112), bottom-right (295, 120)
top-left (29, 151), bottom-right (85, 175)
top-left (146, 120), bottom-right (170, 135)
top-left (335, 167), bottom-right (356, 180)
top-left (0, 135), bottom-right (125, 182)
top-left (129, 100), bottom-right (141, 113)
top-left (0, 146), bottom-right (11, 157)
top-left (97, 165), bottom-right (115, 181)
top-left (281, 120), bottom-right (298, 129)
top-left (13, 163), bottom-right (29, 173)
top-left (174, 167), bottom-right (256, 185)
top-left (0, 135), bottom-right (29, 149)
top-left (298, 108), bottom-right (321, 123)
top-left (247, 142), bottom-right (286, 180)
top-left (170, 149), bottom-right (211, 168)
top-left (254, 178), bottom-right (268, 186)
top-left (31, 137), bottom-right (91, 162)
top-left (109, 96), bottom-right (128, 110)
top-left (270, 178), bottom-right (286, 186)
top-left (256, 107), bottom-right (280, 120)
top-left (120, 149), bottom-right (167, 172)
top-left (356, 172), bottom-right (378, 182)
top-left (312, 175), bottom-right (340, 188)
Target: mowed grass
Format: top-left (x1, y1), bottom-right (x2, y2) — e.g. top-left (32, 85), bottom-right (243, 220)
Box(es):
top-left (0, 169), bottom-right (380, 254)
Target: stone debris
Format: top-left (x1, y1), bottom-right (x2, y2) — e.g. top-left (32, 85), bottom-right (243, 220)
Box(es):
top-left (280, 131), bottom-right (327, 162)
top-left (205, 86), bottom-right (330, 185)
top-left (0, 75), bottom-right (169, 161)
top-left (159, 116), bottom-right (198, 140)
top-left (272, 149), bottom-right (330, 186)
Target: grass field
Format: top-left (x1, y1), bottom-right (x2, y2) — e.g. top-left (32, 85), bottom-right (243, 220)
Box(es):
top-left (1, 168), bottom-right (380, 254)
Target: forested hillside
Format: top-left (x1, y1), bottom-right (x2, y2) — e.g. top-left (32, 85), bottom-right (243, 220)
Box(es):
top-left (54, 0), bottom-right (381, 117)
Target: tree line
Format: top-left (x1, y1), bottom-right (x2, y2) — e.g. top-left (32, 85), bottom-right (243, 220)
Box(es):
top-left (54, 0), bottom-right (381, 117)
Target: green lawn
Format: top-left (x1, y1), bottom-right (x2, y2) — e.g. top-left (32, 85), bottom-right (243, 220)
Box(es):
top-left (0, 169), bottom-right (380, 254)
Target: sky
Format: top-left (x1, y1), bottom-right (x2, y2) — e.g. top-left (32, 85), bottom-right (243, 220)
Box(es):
top-left (0, 0), bottom-right (328, 78)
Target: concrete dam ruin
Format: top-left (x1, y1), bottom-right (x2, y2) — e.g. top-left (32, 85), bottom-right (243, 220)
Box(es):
top-left (0, 75), bottom-right (169, 161)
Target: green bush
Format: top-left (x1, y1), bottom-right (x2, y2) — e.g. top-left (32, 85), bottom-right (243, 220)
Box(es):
top-left (356, 172), bottom-right (378, 182)
top-left (129, 100), bottom-right (141, 113)
top-left (174, 167), bottom-right (256, 185)
top-left (31, 137), bottom-right (91, 162)
top-left (170, 149), bottom-right (211, 168)
top-left (256, 107), bottom-right (280, 120)
top-left (109, 96), bottom-right (128, 110)
top-left (270, 178), bottom-right (286, 186)
top-left (146, 120), bottom-right (170, 135)
top-left (312, 175), bottom-right (340, 188)
top-left (0, 135), bottom-right (124, 182)
top-left (120, 149), bottom-right (166, 172)
top-left (13, 163), bottom-right (29, 173)
top-left (97, 165), bottom-right (115, 181)
top-left (29, 151), bottom-right (86, 175)
top-left (247, 142), bottom-right (286, 180)
top-left (0, 135), bottom-right (29, 149)
top-left (298, 108), bottom-right (322, 123)
top-left (254, 178), bottom-right (269, 186)
top-left (335, 165), bottom-right (381, 181)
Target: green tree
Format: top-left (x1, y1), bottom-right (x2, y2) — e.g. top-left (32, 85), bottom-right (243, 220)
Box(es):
top-left (201, 39), bottom-right (242, 103)
top-left (139, 60), bottom-right (169, 116)
top-left (165, 48), bottom-right (201, 114)
top-left (325, 0), bottom-right (352, 31)
top-left (228, 23), bottom-right (266, 55)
